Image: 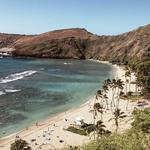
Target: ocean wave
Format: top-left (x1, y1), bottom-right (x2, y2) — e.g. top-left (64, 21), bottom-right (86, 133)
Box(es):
top-left (5, 89), bottom-right (21, 93)
top-left (0, 89), bottom-right (21, 96)
top-left (0, 70), bottom-right (37, 84)
top-left (0, 91), bottom-right (5, 95)
top-left (0, 89), bottom-right (21, 95)
top-left (64, 62), bottom-right (72, 65)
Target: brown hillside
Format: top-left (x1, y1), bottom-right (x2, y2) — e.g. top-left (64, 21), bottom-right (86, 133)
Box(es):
top-left (0, 33), bottom-right (25, 48)
top-left (0, 25), bottom-right (150, 61)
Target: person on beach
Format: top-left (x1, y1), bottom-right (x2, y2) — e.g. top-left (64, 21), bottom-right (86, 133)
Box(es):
top-left (36, 122), bottom-right (38, 127)
top-left (15, 135), bottom-right (20, 140)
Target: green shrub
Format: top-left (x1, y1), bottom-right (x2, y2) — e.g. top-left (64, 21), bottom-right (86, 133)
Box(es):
top-left (66, 126), bottom-right (87, 136)
top-left (10, 139), bottom-right (31, 150)
top-left (127, 91), bottom-right (133, 97)
top-left (132, 108), bottom-right (150, 133)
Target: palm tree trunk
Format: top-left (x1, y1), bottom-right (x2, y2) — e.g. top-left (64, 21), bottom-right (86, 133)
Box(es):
top-left (116, 89), bottom-right (120, 109)
top-left (101, 112), bottom-right (103, 121)
top-left (93, 110), bottom-right (96, 140)
top-left (115, 117), bottom-right (118, 133)
top-left (126, 98), bottom-right (129, 110)
top-left (129, 76), bottom-right (131, 91)
top-left (125, 77), bottom-right (128, 94)
top-left (111, 88), bottom-right (116, 111)
top-left (105, 98), bottom-right (109, 110)
top-left (135, 82), bottom-right (139, 102)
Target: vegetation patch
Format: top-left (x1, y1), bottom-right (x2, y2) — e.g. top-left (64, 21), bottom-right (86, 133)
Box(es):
top-left (66, 126), bottom-right (87, 136)
top-left (11, 139), bottom-right (31, 150)
top-left (127, 95), bottom-right (143, 101)
top-left (64, 108), bottom-right (150, 150)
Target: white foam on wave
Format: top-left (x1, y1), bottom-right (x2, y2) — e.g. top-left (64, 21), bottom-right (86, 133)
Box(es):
top-left (64, 62), bottom-right (71, 65)
top-left (0, 91), bottom-right (5, 95)
top-left (5, 89), bottom-right (21, 93)
top-left (0, 70), bottom-right (37, 84)
top-left (0, 89), bottom-right (21, 96)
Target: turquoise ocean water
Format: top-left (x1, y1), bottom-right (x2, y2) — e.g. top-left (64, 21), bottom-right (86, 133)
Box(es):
top-left (0, 58), bottom-right (114, 137)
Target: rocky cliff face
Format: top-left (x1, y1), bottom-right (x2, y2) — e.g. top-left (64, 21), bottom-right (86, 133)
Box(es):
top-left (0, 25), bottom-right (150, 61)
top-left (85, 24), bottom-right (150, 62)
top-left (11, 28), bottom-right (95, 59)
top-left (0, 33), bottom-right (25, 48)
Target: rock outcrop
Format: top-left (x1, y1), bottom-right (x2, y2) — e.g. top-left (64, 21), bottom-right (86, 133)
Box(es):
top-left (0, 33), bottom-right (26, 48)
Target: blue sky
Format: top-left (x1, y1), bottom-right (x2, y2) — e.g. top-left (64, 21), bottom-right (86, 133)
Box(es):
top-left (0, 0), bottom-right (150, 35)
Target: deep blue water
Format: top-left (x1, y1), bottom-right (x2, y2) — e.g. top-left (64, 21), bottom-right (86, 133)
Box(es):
top-left (0, 57), bottom-right (114, 137)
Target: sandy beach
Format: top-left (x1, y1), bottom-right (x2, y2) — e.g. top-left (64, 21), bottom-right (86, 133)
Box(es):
top-left (0, 61), bottom-right (148, 150)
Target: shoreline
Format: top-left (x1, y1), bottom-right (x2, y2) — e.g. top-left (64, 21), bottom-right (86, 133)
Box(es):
top-left (0, 61), bottom-right (140, 150)
top-left (0, 60), bottom-right (114, 138)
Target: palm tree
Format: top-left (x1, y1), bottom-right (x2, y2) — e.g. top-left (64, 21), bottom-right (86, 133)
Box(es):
top-left (96, 90), bottom-right (106, 112)
top-left (96, 90), bottom-right (103, 101)
top-left (83, 123), bottom-right (96, 139)
top-left (103, 94), bottom-right (109, 110)
top-left (125, 90), bottom-right (131, 110)
top-left (116, 79), bottom-right (124, 109)
top-left (103, 79), bottom-right (116, 110)
top-left (116, 79), bottom-right (124, 90)
top-left (104, 78), bottom-right (124, 111)
top-left (93, 102), bottom-right (103, 120)
top-left (110, 109), bottom-right (127, 133)
top-left (102, 85), bottom-right (108, 93)
top-left (110, 79), bottom-right (117, 109)
top-left (102, 82), bottom-right (109, 109)
top-left (135, 77), bottom-right (143, 101)
top-left (103, 79), bottom-right (111, 87)
top-left (90, 102), bottom-right (104, 140)
top-left (128, 70), bottom-right (131, 91)
top-left (96, 120), bottom-right (106, 139)
top-left (115, 91), bottom-right (123, 110)
top-left (83, 120), bottom-right (110, 140)
top-left (125, 69), bottom-right (131, 92)
top-left (103, 79), bottom-right (112, 94)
